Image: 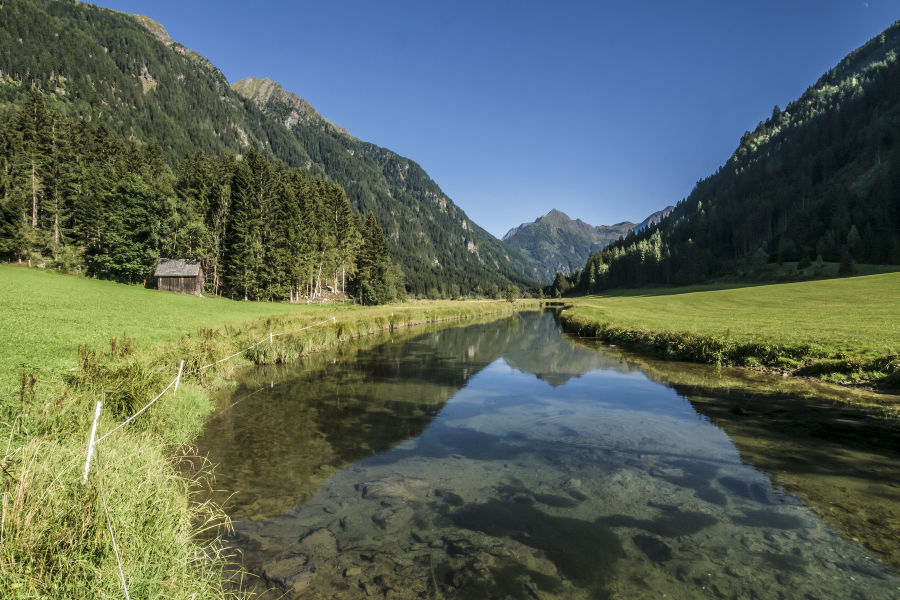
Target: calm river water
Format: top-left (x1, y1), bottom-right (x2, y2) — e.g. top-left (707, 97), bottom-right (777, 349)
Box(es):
top-left (194, 311), bottom-right (900, 599)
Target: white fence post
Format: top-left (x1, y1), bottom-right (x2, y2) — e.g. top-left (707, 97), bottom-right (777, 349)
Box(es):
top-left (173, 360), bottom-right (184, 395)
top-left (82, 401), bottom-right (102, 484)
top-left (269, 332), bottom-right (273, 344)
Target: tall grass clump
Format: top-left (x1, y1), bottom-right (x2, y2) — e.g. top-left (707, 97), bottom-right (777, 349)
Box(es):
top-left (0, 434), bottom-right (232, 599)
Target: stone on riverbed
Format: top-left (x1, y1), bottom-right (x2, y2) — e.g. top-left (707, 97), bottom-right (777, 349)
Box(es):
top-left (298, 528), bottom-right (339, 557)
top-left (261, 556), bottom-right (315, 593)
top-left (356, 473), bottom-right (428, 501)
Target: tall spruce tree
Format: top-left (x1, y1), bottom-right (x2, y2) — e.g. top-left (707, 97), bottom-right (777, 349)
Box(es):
top-left (352, 212), bottom-right (392, 305)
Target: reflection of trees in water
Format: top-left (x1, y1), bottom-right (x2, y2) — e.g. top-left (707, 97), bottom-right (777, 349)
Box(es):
top-left (196, 322), bottom-right (494, 520)
top-left (565, 335), bottom-right (900, 570)
top-left (197, 312), bottom-right (635, 520)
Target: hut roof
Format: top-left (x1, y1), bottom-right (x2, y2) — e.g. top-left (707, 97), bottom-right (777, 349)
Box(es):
top-left (154, 258), bottom-right (202, 277)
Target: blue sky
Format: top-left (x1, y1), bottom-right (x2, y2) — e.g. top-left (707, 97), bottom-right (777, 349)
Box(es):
top-left (92, 0), bottom-right (898, 238)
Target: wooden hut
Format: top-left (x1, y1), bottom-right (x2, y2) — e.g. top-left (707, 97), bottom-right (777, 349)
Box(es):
top-left (154, 258), bottom-right (204, 296)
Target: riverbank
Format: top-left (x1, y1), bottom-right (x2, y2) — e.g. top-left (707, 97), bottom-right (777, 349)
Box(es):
top-left (0, 265), bottom-right (534, 598)
top-left (556, 272), bottom-right (899, 390)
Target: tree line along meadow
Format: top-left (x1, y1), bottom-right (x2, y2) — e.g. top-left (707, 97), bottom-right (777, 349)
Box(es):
top-left (0, 89), bottom-right (402, 304)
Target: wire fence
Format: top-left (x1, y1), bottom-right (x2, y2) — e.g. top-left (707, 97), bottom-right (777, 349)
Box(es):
top-left (81, 316), bottom-right (336, 597)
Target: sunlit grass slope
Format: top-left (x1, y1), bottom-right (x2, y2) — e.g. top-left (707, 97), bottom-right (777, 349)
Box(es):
top-left (570, 274), bottom-right (899, 357)
top-left (562, 273), bottom-right (899, 385)
top-left (0, 264), bottom-right (324, 395)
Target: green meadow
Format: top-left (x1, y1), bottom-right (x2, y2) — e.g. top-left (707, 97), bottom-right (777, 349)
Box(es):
top-left (561, 272), bottom-right (900, 385)
top-left (0, 265), bottom-right (328, 396)
top-left (0, 264), bottom-right (525, 600)
top-left (0, 265), bottom-right (522, 396)
top-left (2, 264), bottom-right (897, 599)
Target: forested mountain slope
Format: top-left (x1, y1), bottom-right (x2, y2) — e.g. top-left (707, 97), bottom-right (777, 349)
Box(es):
top-left (0, 0), bottom-right (536, 295)
top-left (574, 21), bottom-right (900, 292)
top-left (502, 207), bottom-right (672, 283)
top-left (0, 86), bottom-right (403, 303)
top-left (231, 77), bottom-right (539, 294)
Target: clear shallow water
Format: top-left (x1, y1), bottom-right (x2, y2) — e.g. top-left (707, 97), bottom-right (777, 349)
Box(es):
top-left (194, 312), bottom-right (900, 599)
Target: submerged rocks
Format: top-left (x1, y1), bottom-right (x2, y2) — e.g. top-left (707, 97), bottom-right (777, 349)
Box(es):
top-left (356, 473), bottom-right (428, 502)
top-left (298, 528), bottom-right (339, 557)
top-left (632, 534), bottom-right (673, 562)
top-left (261, 556), bottom-right (315, 593)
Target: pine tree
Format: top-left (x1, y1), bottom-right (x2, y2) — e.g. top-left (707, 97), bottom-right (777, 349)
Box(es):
top-left (352, 212), bottom-right (392, 304)
top-left (86, 174), bottom-right (164, 283)
top-left (222, 157), bottom-right (258, 300)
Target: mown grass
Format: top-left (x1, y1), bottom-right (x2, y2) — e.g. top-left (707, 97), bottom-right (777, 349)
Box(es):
top-left (559, 272), bottom-right (900, 387)
top-left (0, 264), bottom-right (531, 599)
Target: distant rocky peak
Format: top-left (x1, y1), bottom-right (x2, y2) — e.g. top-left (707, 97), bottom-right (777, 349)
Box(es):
top-left (501, 206), bottom-right (673, 283)
top-left (232, 77), bottom-right (290, 105)
top-left (541, 208), bottom-right (571, 224)
top-left (633, 205), bottom-right (675, 233)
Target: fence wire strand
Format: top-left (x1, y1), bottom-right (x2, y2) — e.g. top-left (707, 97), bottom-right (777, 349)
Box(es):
top-left (189, 336), bottom-right (268, 374)
top-left (94, 376), bottom-right (178, 445)
top-left (95, 318), bottom-right (336, 445)
top-left (85, 316), bottom-right (336, 598)
top-left (272, 317), bottom-right (335, 338)
top-left (96, 450), bottom-right (131, 600)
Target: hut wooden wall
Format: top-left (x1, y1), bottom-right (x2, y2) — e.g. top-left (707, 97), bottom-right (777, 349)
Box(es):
top-left (157, 275), bottom-right (203, 296)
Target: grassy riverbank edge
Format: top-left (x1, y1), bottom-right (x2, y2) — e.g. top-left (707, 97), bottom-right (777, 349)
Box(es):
top-left (555, 291), bottom-right (899, 391)
top-left (1, 298), bottom-right (535, 599)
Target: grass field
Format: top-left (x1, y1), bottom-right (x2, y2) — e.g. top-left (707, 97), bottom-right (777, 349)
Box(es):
top-left (0, 265), bottom-right (522, 396)
top-left (0, 264), bottom-right (527, 599)
top-left (561, 272), bottom-right (900, 385)
top-left (0, 265), bottom-right (330, 396)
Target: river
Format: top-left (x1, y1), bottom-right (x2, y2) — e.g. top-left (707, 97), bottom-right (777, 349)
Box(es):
top-left (193, 311), bottom-right (900, 599)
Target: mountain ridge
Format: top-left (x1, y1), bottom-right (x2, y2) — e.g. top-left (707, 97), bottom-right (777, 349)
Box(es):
top-left (502, 206), bottom-right (673, 282)
top-left (0, 0), bottom-right (538, 295)
top-left (229, 75), bottom-right (541, 291)
top-left (232, 77), bottom-right (350, 136)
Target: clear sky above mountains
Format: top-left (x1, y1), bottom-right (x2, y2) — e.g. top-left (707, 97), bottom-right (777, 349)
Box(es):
top-left (92, 0), bottom-right (898, 238)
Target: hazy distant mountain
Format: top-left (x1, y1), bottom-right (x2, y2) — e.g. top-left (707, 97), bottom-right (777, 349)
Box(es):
top-left (502, 207), bottom-right (673, 283)
top-left (0, 0), bottom-right (536, 295)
